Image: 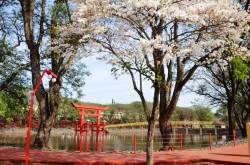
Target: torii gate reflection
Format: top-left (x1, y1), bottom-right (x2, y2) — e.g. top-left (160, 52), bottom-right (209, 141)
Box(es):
top-left (72, 103), bottom-right (108, 152)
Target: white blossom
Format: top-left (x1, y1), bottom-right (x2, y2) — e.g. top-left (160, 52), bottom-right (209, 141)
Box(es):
top-left (54, 0), bottom-right (249, 71)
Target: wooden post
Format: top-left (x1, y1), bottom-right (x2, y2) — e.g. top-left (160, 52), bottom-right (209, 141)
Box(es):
top-left (134, 129), bottom-right (136, 155)
top-left (233, 129), bottom-right (236, 147)
top-left (247, 122), bottom-right (250, 155)
top-left (185, 126), bottom-right (189, 136)
top-left (215, 127), bottom-right (218, 145)
top-left (180, 132), bottom-right (183, 150)
top-left (209, 133), bottom-right (212, 150)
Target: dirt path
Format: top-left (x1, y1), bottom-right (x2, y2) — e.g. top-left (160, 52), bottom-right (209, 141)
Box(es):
top-left (0, 143), bottom-right (249, 164)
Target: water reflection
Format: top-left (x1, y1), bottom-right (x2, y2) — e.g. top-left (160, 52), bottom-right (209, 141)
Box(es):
top-left (0, 129), bottom-right (228, 152)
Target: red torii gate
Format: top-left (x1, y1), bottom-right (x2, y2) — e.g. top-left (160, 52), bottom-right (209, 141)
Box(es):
top-left (72, 103), bottom-right (108, 152)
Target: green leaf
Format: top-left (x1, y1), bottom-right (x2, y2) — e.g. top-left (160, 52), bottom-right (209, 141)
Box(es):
top-left (233, 57), bottom-right (250, 80)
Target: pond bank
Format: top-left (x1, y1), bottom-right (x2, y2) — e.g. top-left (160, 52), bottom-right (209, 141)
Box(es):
top-left (0, 128), bottom-right (75, 136)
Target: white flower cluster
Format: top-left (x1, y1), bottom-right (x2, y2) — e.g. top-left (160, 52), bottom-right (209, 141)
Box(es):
top-left (53, 0), bottom-right (249, 69)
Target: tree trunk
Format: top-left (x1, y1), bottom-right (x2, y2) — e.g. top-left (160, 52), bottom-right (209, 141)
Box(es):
top-left (238, 122), bottom-right (247, 138)
top-left (159, 114), bottom-right (173, 150)
top-left (234, 111), bottom-right (247, 138)
top-left (241, 124), bottom-right (247, 137)
top-left (158, 19), bottom-right (185, 149)
top-left (159, 87), bottom-right (182, 149)
top-left (227, 100), bottom-right (235, 141)
top-left (33, 82), bottom-right (61, 148)
top-left (146, 118), bottom-right (155, 165)
top-left (33, 111), bottom-right (56, 148)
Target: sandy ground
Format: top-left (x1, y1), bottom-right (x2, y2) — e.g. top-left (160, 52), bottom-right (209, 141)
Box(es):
top-left (0, 144), bottom-right (248, 165)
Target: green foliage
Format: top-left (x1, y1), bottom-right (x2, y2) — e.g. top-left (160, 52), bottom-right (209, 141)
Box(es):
top-left (57, 97), bottom-right (79, 121)
top-left (0, 95), bottom-right (7, 118)
top-left (51, 1), bottom-right (71, 26)
top-left (0, 85), bottom-right (28, 123)
top-left (193, 105), bottom-right (214, 121)
top-left (104, 101), bottom-right (149, 123)
top-left (58, 100), bottom-right (150, 124)
top-left (0, 39), bottom-right (29, 89)
top-left (0, 40), bottom-right (12, 62)
top-left (57, 100), bottom-right (216, 124)
top-left (214, 106), bottom-right (228, 123)
top-left (233, 57), bottom-right (250, 80)
top-left (171, 107), bottom-right (196, 121)
top-left (171, 106), bottom-right (214, 122)
top-left (106, 121), bottom-right (215, 129)
top-left (63, 62), bottom-right (90, 98)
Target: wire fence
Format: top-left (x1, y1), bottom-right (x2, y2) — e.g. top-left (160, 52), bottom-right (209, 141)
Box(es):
top-left (71, 127), bottom-right (247, 153)
top-left (0, 127), bottom-right (246, 153)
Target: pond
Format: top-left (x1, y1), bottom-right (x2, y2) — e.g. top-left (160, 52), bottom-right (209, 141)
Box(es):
top-left (0, 128), bottom-right (232, 152)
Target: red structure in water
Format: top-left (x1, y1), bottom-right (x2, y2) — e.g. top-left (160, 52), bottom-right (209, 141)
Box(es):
top-left (72, 103), bottom-right (108, 152)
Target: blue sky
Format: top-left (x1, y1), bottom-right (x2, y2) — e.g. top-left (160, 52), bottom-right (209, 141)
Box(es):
top-left (82, 57), bottom-right (203, 107)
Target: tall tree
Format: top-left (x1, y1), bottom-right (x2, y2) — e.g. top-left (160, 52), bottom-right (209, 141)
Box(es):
top-left (15, 0), bottom-right (87, 148)
top-left (60, 0), bottom-right (249, 164)
top-left (192, 57), bottom-right (249, 138)
top-left (235, 71), bottom-right (250, 136)
top-left (192, 0), bottom-right (250, 138)
top-left (193, 58), bottom-right (242, 140)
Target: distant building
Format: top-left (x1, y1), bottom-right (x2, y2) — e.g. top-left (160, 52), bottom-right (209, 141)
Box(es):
top-left (113, 112), bottom-right (125, 119)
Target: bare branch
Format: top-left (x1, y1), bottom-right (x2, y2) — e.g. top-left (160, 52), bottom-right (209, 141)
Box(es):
top-left (0, 63), bottom-right (30, 91)
top-left (37, 0), bottom-right (46, 47)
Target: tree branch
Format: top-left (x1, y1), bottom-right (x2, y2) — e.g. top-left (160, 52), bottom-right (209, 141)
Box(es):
top-left (180, 46), bottom-right (221, 88)
top-left (37, 0), bottom-right (46, 47)
top-left (0, 63), bottom-right (30, 91)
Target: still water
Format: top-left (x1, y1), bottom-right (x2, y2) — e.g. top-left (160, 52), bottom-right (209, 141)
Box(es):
top-left (0, 128), bottom-right (226, 152)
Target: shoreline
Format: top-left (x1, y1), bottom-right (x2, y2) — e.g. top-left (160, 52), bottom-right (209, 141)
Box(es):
top-left (0, 127), bottom-right (76, 136)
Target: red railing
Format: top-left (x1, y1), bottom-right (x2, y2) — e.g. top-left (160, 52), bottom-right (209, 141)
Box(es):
top-left (59, 127), bottom-right (242, 154)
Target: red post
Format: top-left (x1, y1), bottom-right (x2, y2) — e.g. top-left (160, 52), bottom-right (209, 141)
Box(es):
top-left (91, 122), bottom-right (94, 136)
top-left (86, 122), bottom-right (89, 136)
top-left (25, 92), bottom-right (35, 165)
top-left (96, 129), bottom-right (100, 151)
top-left (96, 110), bottom-right (101, 151)
top-left (101, 122), bottom-right (105, 151)
top-left (180, 132), bottom-right (183, 150)
top-left (233, 129), bottom-right (236, 147)
top-left (25, 69), bottom-right (57, 165)
top-left (134, 129), bottom-right (136, 156)
top-left (79, 112), bottom-right (84, 152)
top-left (85, 122), bottom-right (89, 152)
top-left (97, 110), bottom-right (100, 131)
top-left (209, 133), bottom-right (212, 150)
top-left (102, 123), bottom-right (105, 137)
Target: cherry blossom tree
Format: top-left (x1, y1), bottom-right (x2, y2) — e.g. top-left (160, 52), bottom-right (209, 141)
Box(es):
top-left (59, 0), bottom-right (249, 164)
